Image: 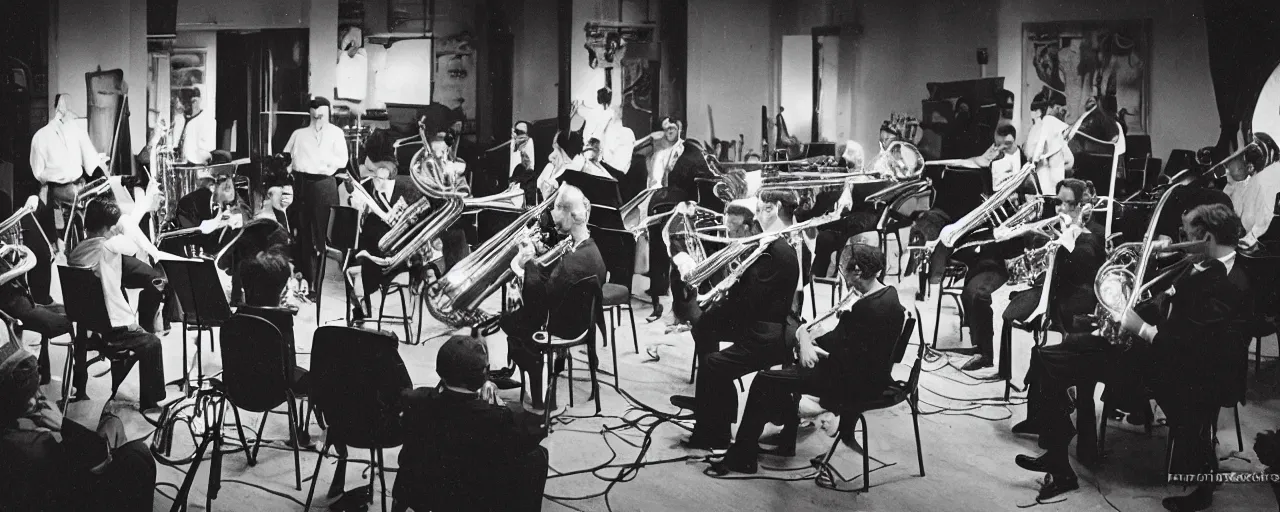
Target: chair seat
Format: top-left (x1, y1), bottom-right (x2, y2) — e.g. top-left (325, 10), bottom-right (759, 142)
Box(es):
top-left (602, 284), bottom-right (630, 306)
top-left (846, 382), bottom-right (911, 413)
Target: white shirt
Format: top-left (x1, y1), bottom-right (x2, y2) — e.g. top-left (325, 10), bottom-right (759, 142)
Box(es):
top-left (1137, 251), bottom-right (1236, 343)
top-left (181, 110), bottom-right (216, 165)
top-left (284, 123), bottom-right (350, 176)
top-left (30, 120), bottom-right (99, 184)
top-left (1025, 114), bottom-right (1072, 193)
top-left (68, 236), bottom-right (140, 328)
top-left (1225, 161), bottom-right (1280, 244)
top-left (510, 140), bottom-right (535, 177)
top-left (991, 150), bottom-right (1023, 190)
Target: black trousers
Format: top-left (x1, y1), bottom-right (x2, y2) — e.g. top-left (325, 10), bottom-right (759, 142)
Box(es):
top-left (81, 439), bottom-right (157, 512)
top-left (500, 307), bottom-right (596, 409)
top-left (960, 258), bottom-right (1009, 359)
top-left (1164, 403), bottom-right (1221, 478)
top-left (722, 365), bottom-right (822, 464)
top-left (1027, 334), bottom-right (1135, 452)
top-left (119, 255), bottom-right (169, 333)
top-left (1, 287), bottom-right (73, 382)
top-left (647, 222), bottom-right (670, 298)
top-left (394, 446), bottom-right (548, 512)
top-left (690, 314), bottom-right (790, 442)
top-left (293, 173), bottom-right (339, 289)
top-left (22, 199), bottom-right (60, 305)
top-left (73, 326), bottom-right (165, 407)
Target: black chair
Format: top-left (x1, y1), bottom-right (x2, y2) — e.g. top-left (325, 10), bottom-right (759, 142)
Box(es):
top-left (930, 262), bottom-right (967, 350)
top-left (213, 313), bottom-right (304, 490)
top-left (874, 182), bottom-right (932, 282)
top-left (316, 205), bottom-right (359, 323)
top-left (815, 309), bottom-right (924, 492)
top-left (162, 259), bottom-right (233, 394)
top-left (304, 326), bottom-right (408, 512)
top-left (524, 276), bottom-right (603, 430)
top-left (56, 265), bottom-right (140, 410)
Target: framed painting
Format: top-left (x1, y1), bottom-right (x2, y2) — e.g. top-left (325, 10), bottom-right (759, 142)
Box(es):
top-left (1022, 20), bottom-right (1151, 135)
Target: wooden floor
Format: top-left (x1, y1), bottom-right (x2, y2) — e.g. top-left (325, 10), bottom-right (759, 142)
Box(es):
top-left (35, 246), bottom-right (1280, 512)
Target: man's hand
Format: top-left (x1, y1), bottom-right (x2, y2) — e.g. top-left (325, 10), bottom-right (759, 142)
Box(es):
top-left (1118, 309), bottom-right (1145, 336)
top-left (513, 240), bottom-right (537, 268)
top-left (835, 188), bottom-right (854, 214)
top-left (798, 340), bottom-right (829, 369)
top-left (198, 218), bottom-right (222, 234)
top-left (479, 381), bottom-right (504, 407)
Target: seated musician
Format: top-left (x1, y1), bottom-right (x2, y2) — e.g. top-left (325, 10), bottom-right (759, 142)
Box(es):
top-left (1014, 204), bottom-right (1251, 509)
top-left (237, 251), bottom-right (309, 400)
top-left (1223, 143), bottom-right (1280, 251)
top-left (0, 237), bottom-right (72, 384)
top-left (67, 193), bottom-right (174, 416)
top-left (656, 202), bottom-right (757, 339)
top-left (347, 141), bottom-right (420, 320)
top-left (998, 179), bottom-right (1105, 375)
top-left (168, 151), bottom-right (248, 256)
top-left (708, 244), bottom-right (904, 474)
top-left (425, 134), bottom-right (474, 272)
top-left (814, 141), bottom-right (877, 279)
top-left (1025, 88), bottom-right (1075, 193)
top-left (496, 184), bottom-right (606, 412)
top-left (668, 190), bottom-right (801, 449)
top-left (394, 335), bottom-right (548, 512)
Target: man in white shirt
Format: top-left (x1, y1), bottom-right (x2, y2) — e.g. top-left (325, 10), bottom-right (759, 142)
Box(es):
top-left (66, 186), bottom-right (171, 414)
top-left (179, 88), bottom-right (216, 165)
top-left (283, 96), bottom-right (349, 299)
top-left (1024, 89), bottom-right (1075, 193)
top-left (509, 121), bottom-right (535, 180)
top-left (970, 124), bottom-right (1026, 192)
top-left (24, 93), bottom-right (107, 305)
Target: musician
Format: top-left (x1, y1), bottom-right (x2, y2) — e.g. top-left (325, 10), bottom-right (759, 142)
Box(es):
top-left (536, 130), bottom-right (575, 201)
top-left (348, 147), bottom-right (419, 320)
top-left (1223, 149), bottom-right (1280, 250)
top-left (426, 135), bottom-right (474, 271)
top-left (669, 190), bottom-right (801, 449)
top-left (969, 124), bottom-right (1025, 192)
top-left (257, 172), bottom-right (295, 228)
top-left (177, 87), bottom-right (215, 165)
top-left (284, 96), bottom-right (350, 300)
top-left (657, 202), bottom-right (755, 336)
top-left (816, 141), bottom-right (879, 279)
top-left (67, 195), bottom-right (172, 416)
top-left (1024, 88), bottom-right (1075, 193)
top-left (997, 179), bottom-right (1105, 379)
top-left (509, 120), bottom-right (537, 202)
top-left (25, 94), bottom-right (108, 305)
top-left (497, 184), bottom-right (606, 412)
top-left (0, 253), bottom-right (72, 384)
top-left (641, 116), bottom-right (686, 322)
top-left (707, 244), bottom-right (904, 474)
top-left (1014, 204), bottom-right (1251, 507)
top-left (170, 156), bottom-right (249, 256)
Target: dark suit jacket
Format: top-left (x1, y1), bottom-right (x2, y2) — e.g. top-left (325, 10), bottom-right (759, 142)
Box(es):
top-left (518, 237), bottom-right (607, 338)
top-left (1148, 257), bottom-right (1251, 409)
top-left (357, 178), bottom-right (417, 256)
top-left (173, 187), bottom-right (250, 254)
top-left (813, 286), bottom-right (906, 409)
top-left (701, 237), bottom-right (800, 343)
top-left (394, 387), bottom-right (546, 512)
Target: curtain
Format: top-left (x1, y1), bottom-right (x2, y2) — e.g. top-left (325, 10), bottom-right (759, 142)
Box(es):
top-left (1203, 0), bottom-right (1280, 154)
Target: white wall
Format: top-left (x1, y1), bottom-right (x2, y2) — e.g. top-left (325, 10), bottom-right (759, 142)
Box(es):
top-left (512, 0), bottom-right (559, 122)
top-left (50, 0), bottom-right (148, 154)
top-left (307, 0), bottom-right (339, 99)
top-left (177, 0), bottom-right (307, 30)
top-left (686, 0), bottom-right (773, 148)
top-left (996, 0), bottom-right (1217, 157)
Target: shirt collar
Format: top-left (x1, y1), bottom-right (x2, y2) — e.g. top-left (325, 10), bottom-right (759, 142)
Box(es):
top-left (1194, 251), bottom-right (1236, 275)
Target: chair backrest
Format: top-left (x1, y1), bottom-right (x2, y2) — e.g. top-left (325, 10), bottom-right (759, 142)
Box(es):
top-left (236, 304), bottom-right (299, 369)
top-left (890, 310), bottom-right (919, 366)
top-left (309, 325), bottom-right (410, 448)
top-left (903, 308), bottom-right (926, 393)
top-left (328, 205), bottom-right (360, 250)
top-left (161, 259), bottom-right (232, 326)
top-left (546, 275), bottom-right (601, 342)
top-left (57, 265), bottom-right (114, 333)
top-left (219, 313), bottom-right (290, 411)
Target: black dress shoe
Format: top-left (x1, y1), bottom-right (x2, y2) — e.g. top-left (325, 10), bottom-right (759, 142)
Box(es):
top-left (646, 303), bottom-right (665, 323)
top-left (489, 366), bottom-right (515, 380)
top-left (670, 395), bottom-right (698, 411)
top-left (1015, 453), bottom-right (1049, 473)
top-left (1161, 486), bottom-right (1213, 511)
top-left (1036, 472), bottom-right (1079, 501)
top-left (490, 376), bottom-right (522, 390)
top-left (1011, 419), bottom-right (1041, 436)
top-left (705, 457), bottom-right (757, 475)
top-left (681, 435), bottom-right (730, 451)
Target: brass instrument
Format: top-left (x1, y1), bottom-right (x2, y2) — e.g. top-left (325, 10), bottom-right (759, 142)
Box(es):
top-left (337, 174), bottom-right (393, 222)
top-left (0, 196), bottom-right (55, 260)
top-left (1094, 133), bottom-right (1277, 348)
top-left (937, 161), bottom-right (1037, 249)
top-left (63, 177), bottom-right (114, 252)
top-left (424, 189), bottom-right (563, 327)
top-left (506, 237), bottom-right (576, 309)
top-left (0, 243), bottom-right (37, 288)
top-left (144, 118), bottom-right (173, 239)
top-left (805, 284), bottom-right (859, 332)
top-left (694, 212), bottom-right (842, 307)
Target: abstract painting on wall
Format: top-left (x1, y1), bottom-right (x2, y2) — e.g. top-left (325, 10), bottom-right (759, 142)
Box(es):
top-left (169, 48), bottom-right (206, 126)
top-left (1022, 20), bottom-right (1151, 135)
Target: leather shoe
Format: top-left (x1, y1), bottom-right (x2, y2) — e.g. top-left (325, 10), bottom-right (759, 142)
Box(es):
top-left (670, 395), bottom-right (698, 411)
top-left (1011, 419), bottom-right (1041, 436)
top-left (1036, 472), bottom-right (1079, 501)
top-left (490, 376), bottom-right (522, 390)
top-left (961, 354), bottom-right (993, 371)
top-left (489, 366), bottom-right (515, 380)
top-left (1015, 453), bottom-right (1049, 473)
top-left (681, 435), bottom-right (729, 451)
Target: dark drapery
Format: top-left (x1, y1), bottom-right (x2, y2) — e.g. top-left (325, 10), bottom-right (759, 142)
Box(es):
top-left (1203, 0), bottom-right (1280, 154)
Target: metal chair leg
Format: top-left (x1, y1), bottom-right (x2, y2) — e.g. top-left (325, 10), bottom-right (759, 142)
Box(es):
top-left (303, 439), bottom-right (334, 512)
top-left (627, 305), bottom-right (639, 354)
top-left (288, 399), bottom-right (303, 490)
top-left (861, 415), bottom-right (870, 492)
top-left (911, 397), bottom-right (924, 476)
top-left (1234, 405), bottom-right (1243, 452)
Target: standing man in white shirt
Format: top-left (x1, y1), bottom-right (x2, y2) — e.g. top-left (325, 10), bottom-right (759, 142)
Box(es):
top-left (1024, 88), bottom-right (1075, 193)
top-left (24, 93), bottom-right (108, 304)
top-left (283, 96), bottom-right (349, 300)
top-left (178, 87), bottom-right (216, 165)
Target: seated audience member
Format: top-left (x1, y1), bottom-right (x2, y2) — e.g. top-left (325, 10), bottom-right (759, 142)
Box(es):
top-left (496, 184), bottom-right (607, 411)
top-left (67, 195), bottom-right (171, 414)
top-left (394, 335), bottom-right (548, 512)
top-left (669, 190), bottom-right (801, 449)
top-left (708, 244), bottom-right (905, 474)
top-left (0, 330), bottom-right (156, 512)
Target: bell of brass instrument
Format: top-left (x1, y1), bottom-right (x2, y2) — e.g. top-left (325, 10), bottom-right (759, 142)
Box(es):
top-left (0, 196), bottom-right (54, 258)
top-left (871, 141), bottom-right (925, 181)
top-left (424, 189), bottom-right (562, 327)
top-left (0, 243), bottom-right (37, 288)
top-left (1202, 132), bottom-right (1278, 183)
top-left (364, 146), bottom-right (470, 272)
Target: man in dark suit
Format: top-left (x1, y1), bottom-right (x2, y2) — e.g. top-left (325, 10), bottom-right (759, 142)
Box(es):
top-left (347, 141), bottom-right (422, 320)
top-left (669, 190), bottom-right (802, 449)
top-left (168, 151), bottom-right (249, 257)
top-left (1013, 204), bottom-right (1251, 509)
top-left (498, 183), bottom-right (607, 412)
top-left (709, 243), bottom-right (905, 474)
top-left (393, 335), bottom-right (547, 512)
top-left (998, 178), bottom-right (1106, 382)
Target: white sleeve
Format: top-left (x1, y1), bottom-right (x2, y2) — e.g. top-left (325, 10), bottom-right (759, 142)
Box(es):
top-left (29, 133), bottom-right (47, 183)
top-left (283, 130), bottom-right (297, 154)
top-left (103, 235), bottom-right (140, 257)
top-left (330, 129), bottom-right (350, 170)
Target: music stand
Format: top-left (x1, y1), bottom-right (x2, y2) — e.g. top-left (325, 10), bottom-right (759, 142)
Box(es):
top-left (162, 259), bottom-right (233, 395)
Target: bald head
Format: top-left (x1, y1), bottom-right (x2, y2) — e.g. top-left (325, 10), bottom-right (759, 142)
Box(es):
top-left (552, 183), bottom-right (591, 232)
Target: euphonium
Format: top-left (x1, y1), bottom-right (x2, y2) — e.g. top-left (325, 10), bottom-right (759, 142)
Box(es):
top-left (363, 146), bottom-right (472, 273)
top-left (0, 196), bottom-right (54, 259)
top-left (937, 161), bottom-right (1036, 249)
top-left (424, 189), bottom-right (562, 328)
top-left (694, 212), bottom-right (842, 307)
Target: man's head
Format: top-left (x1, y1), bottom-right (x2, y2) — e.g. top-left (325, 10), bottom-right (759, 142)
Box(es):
top-left (661, 117), bottom-right (682, 143)
top-left (584, 138), bottom-right (603, 163)
top-left (513, 120), bottom-right (531, 148)
top-left (0, 337), bottom-right (40, 426)
top-left (756, 189), bottom-right (799, 229)
top-left (189, 88), bottom-right (203, 116)
top-left (1031, 88), bottom-right (1067, 119)
top-left (213, 177), bottom-right (237, 204)
top-left (1181, 203), bottom-right (1244, 251)
top-left (724, 203), bottom-right (756, 238)
top-left (552, 183), bottom-right (590, 234)
top-left (54, 93), bottom-right (74, 122)
top-left (309, 97), bottom-right (332, 125)
top-left (266, 175), bottom-right (295, 211)
top-left (239, 251), bottom-right (291, 306)
top-left (1055, 178), bottom-right (1088, 219)
top-left (994, 124), bottom-right (1017, 155)
top-left (83, 198), bottom-right (123, 237)
top-left (839, 243), bottom-right (885, 294)
top-left (437, 335), bottom-right (489, 391)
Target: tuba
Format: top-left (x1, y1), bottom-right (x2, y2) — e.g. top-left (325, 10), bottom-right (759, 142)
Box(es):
top-left (360, 146), bottom-right (468, 274)
top-left (423, 189), bottom-right (563, 328)
top-left (144, 118), bottom-right (174, 239)
top-left (0, 196), bottom-right (55, 260)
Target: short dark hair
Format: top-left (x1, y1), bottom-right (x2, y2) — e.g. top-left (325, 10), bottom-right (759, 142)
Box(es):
top-left (995, 124), bottom-right (1017, 138)
top-left (1031, 87), bottom-right (1066, 113)
top-left (239, 252), bottom-right (291, 306)
top-left (1184, 203), bottom-right (1245, 246)
top-left (840, 243), bottom-right (884, 281)
top-left (758, 189), bottom-right (800, 221)
top-left (83, 199), bottom-right (122, 234)
top-left (1055, 178), bottom-right (1088, 204)
top-left (437, 335), bottom-right (489, 390)
top-left (725, 203), bottom-right (755, 225)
